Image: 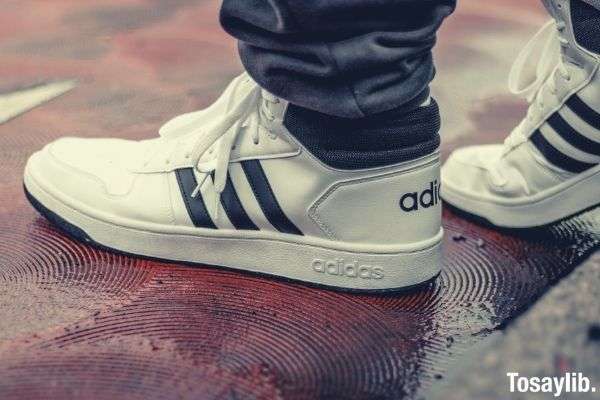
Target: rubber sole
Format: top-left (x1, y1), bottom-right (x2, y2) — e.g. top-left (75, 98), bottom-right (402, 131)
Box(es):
top-left (442, 164), bottom-right (600, 228)
top-left (24, 168), bottom-right (442, 293)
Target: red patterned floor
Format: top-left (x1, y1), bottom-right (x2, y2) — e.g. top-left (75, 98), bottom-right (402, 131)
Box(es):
top-left (1, 1), bottom-right (599, 399)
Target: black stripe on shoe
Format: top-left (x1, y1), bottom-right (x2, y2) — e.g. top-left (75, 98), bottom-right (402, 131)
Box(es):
top-left (240, 160), bottom-right (303, 236)
top-left (217, 173), bottom-right (260, 231)
top-left (547, 113), bottom-right (600, 156)
top-left (175, 168), bottom-right (217, 229)
top-left (565, 94), bottom-right (600, 130)
top-left (530, 130), bottom-right (596, 173)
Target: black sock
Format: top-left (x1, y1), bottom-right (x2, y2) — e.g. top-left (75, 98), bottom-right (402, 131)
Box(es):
top-left (283, 89), bottom-right (440, 170)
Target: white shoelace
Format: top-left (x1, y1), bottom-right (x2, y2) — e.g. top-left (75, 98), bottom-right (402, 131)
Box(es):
top-left (168, 76), bottom-right (280, 219)
top-left (504, 19), bottom-right (573, 149)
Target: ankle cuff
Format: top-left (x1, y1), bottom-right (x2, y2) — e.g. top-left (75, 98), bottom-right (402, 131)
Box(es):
top-left (283, 96), bottom-right (441, 170)
top-left (572, 0), bottom-right (600, 54)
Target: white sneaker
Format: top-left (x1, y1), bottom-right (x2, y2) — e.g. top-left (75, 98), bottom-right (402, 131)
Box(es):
top-left (442, 0), bottom-right (600, 228)
top-left (24, 73), bottom-right (443, 291)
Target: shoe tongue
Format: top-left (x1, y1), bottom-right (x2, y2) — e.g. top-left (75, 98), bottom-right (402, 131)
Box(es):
top-left (157, 74), bottom-right (288, 168)
top-left (419, 96), bottom-right (432, 107)
top-left (261, 89), bottom-right (278, 103)
top-left (261, 89), bottom-right (286, 120)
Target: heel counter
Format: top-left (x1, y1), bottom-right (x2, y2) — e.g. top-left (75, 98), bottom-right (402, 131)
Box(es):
top-left (309, 157), bottom-right (442, 246)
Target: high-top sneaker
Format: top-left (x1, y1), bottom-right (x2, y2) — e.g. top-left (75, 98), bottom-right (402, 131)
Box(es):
top-left (24, 73), bottom-right (443, 291)
top-left (442, 0), bottom-right (600, 228)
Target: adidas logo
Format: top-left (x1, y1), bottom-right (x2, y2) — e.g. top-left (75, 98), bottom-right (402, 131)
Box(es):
top-left (399, 180), bottom-right (441, 212)
top-left (312, 259), bottom-right (385, 280)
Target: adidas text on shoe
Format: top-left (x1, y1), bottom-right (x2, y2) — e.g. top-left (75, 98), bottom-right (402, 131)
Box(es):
top-left (442, 0), bottom-right (600, 228)
top-left (24, 73), bottom-right (443, 292)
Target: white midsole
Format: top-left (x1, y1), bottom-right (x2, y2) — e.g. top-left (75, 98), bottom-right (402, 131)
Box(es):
top-left (24, 163), bottom-right (443, 291)
top-left (442, 164), bottom-right (600, 228)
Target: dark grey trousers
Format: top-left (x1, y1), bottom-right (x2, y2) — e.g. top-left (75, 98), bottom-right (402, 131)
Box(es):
top-left (220, 0), bottom-right (456, 118)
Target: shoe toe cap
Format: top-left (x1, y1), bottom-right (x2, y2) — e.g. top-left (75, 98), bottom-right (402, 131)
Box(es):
top-left (34, 137), bottom-right (138, 196)
top-left (442, 145), bottom-right (501, 190)
top-left (446, 144), bottom-right (502, 168)
top-left (442, 144), bottom-right (530, 202)
top-left (26, 137), bottom-right (173, 226)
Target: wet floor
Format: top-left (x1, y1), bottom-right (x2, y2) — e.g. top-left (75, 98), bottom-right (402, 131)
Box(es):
top-left (1, 1), bottom-right (599, 399)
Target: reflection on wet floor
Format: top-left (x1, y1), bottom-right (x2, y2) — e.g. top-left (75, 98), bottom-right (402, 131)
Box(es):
top-left (0, 0), bottom-right (598, 399)
top-left (1, 197), bottom-right (598, 399)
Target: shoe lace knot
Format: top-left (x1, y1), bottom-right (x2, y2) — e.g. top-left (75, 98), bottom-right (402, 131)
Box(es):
top-left (160, 74), bottom-right (281, 220)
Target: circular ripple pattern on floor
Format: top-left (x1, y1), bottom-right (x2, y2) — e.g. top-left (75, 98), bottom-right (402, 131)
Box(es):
top-left (1, 210), bottom-right (597, 399)
top-left (2, 1), bottom-right (599, 398)
top-left (0, 216), bottom-right (154, 340)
